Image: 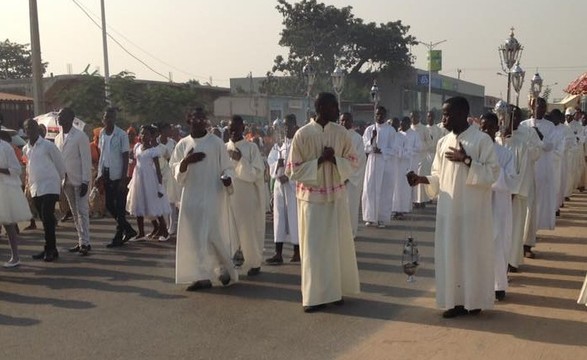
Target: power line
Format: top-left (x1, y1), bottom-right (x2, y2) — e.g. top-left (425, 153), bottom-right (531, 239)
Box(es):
top-left (72, 0), bottom-right (169, 81)
top-left (73, 0), bottom-right (211, 81)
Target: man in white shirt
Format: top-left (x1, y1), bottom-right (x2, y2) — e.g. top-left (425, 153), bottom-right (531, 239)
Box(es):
top-left (96, 108), bottom-right (137, 247)
top-left (55, 108), bottom-right (92, 256)
top-left (23, 119), bottom-right (66, 262)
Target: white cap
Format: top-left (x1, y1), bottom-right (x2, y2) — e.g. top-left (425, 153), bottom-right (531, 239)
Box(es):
top-left (565, 107), bottom-right (576, 116)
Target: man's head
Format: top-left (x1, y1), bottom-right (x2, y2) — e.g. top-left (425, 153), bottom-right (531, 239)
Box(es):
top-left (442, 96), bottom-right (470, 133)
top-left (426, 111), bottom-right (435, 126)
top-left (186, 107), bottom-right (208, 135)
top-left (548, 109), bottom-right (564, 126)
top-left (410, 111), bottom-right (420, 125)
top-left (285, 114), bottom-right (298, 138)
top-left (314, 92), bottom-right (339, 123)
top-left (535, 97), bottom-right (547, 119)
top-left (58, 107), bottom-right (75, 132)
top-left (375, 106), bottom-right (387, 124)
top-left (565, 107), bottom-right (576, 122)
top-left (339, 112), bottom-right (353, 130)
top-left (574, 108), bottom-right (583, 122)
top-left (24, 118), bottom-right (40, 143)
top-left (480, 112), bottom-right (499, 141)
top-left (228, 115), bottom-right (245, 142)
top-left (400, 116), bottom-right (411, 132)
top-left (390, 117), bottom-right (400, 131)
top-left (102, 108), bottom-right (117, 129)
top-left (510, 105), bottom-right (523, 131)
top-left (159, 122), bottom-right (172, 138)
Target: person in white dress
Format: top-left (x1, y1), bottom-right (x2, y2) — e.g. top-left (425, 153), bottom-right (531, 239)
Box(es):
top-left (157, 123), bottom-right (180, 236)
top-left (225, 115), bottom-right (266, 276)
top-left (393, 117), bottom-right (421, 218)
top-left (480, 113), bottom-right (517, 301)
top-left (340, 112), bottom-right (367, 237)
top-left (408, 97), bottom-right (499, 318)
top-left (0, 130), bottom-right (31, 268)
top-left (126, 125), bottom-right (171, 240)
top-left (170, 108), bottom-right (237, 291)
top-left (411, 111), bottom-right (434, 208)
top-left (362, 106), bottom-right (397, 228)
top-left (266, 114), bottom-right (300, 264)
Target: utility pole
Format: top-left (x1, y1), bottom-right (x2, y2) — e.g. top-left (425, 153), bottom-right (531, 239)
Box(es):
top-left (101, 0), bottom-right (111, 106)
top-left (29, 0), bottom-right (44, 115)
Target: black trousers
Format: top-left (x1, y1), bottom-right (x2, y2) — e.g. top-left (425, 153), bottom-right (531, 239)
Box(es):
top-left (104, 177), bottom-right (134, 240)
top-left (33, 194), bottom-right (60, 251)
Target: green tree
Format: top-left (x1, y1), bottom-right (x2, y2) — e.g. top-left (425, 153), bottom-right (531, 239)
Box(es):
top-left (263, 0), bottom-right (416, 101)
top-left (58, 74), bottom-right (106, 124)
top-left (0, 39), bottom-right (47, 79)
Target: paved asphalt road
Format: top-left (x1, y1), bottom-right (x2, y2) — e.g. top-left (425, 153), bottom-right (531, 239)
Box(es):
top-left (1, 193), bottom-right (586, 360)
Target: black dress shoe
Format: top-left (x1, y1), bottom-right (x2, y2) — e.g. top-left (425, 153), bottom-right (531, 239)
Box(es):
top-left (69, 245), bottom-right (81, 253)
top-left (331, 298), bottom-right (344, 306)
top-left (495, 291), bottom-right (506, 301)
top-left (247, 267), bottom-right (261, 276)
top-left (106, 240), bottom-right (125, 248)
top-left (303, 304), bottom-right (327, 313)
top-left (186, 280), bottom-right (212, 291)
top-left (442, 305), bottom-right (468, 318)
top-left (123, 229), bottom-right (138, 243)
top-left (218, 271), bottom-right (231, 286)
top-left (32, 251), bottom-right (46, 260)
top-left (79, 245), bottom-right (90, 256)
top-left (468, 309), bottom-right (482, 315)
top-left (290, 254), bottom-right (301, 263)
top-left (265, 254), bottom-right (284, 265)
top-left (507, 264), bottom-right (518, 273)
top-left (44, 249), bottom-right (59, 262)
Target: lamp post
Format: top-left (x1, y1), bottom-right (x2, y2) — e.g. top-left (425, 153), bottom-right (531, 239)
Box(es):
top-left (510, 62), bottom-right (525, 107)
top-left (530, 72), bottom-right (543, 120)
top-left (498, 28), bottom-right (523, 107)
top-left (331, 63), bottom-right (345, 109)
top-left (370, 80), bottom-right (380, 123)
top-left (302, 62), bottom-right (316, 121)
top-left (421, 39), bottom-right (447, 113)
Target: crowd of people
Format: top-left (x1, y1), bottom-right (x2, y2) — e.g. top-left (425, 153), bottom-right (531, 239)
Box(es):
top-left (1, 92), bottom-right (586, 315)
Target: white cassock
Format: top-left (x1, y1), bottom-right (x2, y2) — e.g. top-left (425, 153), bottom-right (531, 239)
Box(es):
top-left (566, 120), bottom-right (584, 194)
top-left (412, 123), bottom-right (433, 204)
top-left (501, 127), bottom-right (540, 268)
top-left (268, 140), bottom-right (298, 245)
top-left (579, 273), bottom-right (587, 306)
top-left (520, 118), bottom-right (557, 232)
top-left (552, 124), bottom-right (573, 207)
top-left (491, 143), bottom-right (517, 292)
top-left (362, 122), bottom-right (397, 224)
top-left (424, 126), bottom-right (499, 310)
top-left (286, 120), bottom-right (360, 307)
top-left (226, 139), bottom-right (266, 272)
top-left (346, 129), bottom-right (367, 237)
top-left (393, 129), bottom-right (421, 213)
top-left (171, 133), bottom-right (238, 286)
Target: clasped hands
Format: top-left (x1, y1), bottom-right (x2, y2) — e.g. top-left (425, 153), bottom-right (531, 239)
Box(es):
top-left (318, 146), bottom-right (336, 165)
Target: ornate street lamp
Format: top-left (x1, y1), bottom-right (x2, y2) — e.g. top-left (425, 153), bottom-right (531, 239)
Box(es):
top-left (494, 99), bottom-right (509, 136)
top-left (331, 63), bottom-right (345, 107)
top-left (302, 62), bottom-right (316, 121)
top-left (498, 28), bottom-right (523, 106)
top-left (370, 80), bottom-right (380, 122)
top-left (510, 62), bottom-right (525, 107)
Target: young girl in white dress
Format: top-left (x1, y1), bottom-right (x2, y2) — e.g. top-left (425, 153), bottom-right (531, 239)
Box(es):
top-left (0, 131), bottom-right (32, 267)
top-left (126, 125), bottom-right (170, 240)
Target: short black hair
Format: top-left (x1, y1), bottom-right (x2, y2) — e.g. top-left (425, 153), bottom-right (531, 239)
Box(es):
top-left (443, 96), bottom-right (470, 116)
top-left (60, 107), bottom-right (75, 121)
top-left (480, 112), bottom-right (498, 126)
top-left (314, 92), bottom-right (338, 111)
top-left (139, 124), bottom-right (156, 135)
top-left (376, 105), bottom-right (387, 114)
top-left (231, 115), bottom-right (244, 125)
top-left (285, 114), bottom-right (297, 126)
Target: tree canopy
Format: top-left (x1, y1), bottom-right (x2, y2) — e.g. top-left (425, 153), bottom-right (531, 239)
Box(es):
top-left (0, 39), bottom-right (47, 79)
top-left (263, 0), bottom-right (417, 100)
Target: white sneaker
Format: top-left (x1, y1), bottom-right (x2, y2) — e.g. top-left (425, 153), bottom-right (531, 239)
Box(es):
top-left (377, 222), bottom-right (386, 229)
top-left (3, 260), bottom-right (21, 268)
top-left (365, 221), bottom-right (373, 227)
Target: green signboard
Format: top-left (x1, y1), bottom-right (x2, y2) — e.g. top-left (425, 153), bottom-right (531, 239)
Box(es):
top-left (428, 50), bottom-right (442, 71)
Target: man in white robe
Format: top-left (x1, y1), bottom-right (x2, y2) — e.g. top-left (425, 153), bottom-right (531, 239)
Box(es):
top-left (566, 108), bottom-right (585, 193)
top-left (519, 97), bottom-right (557, 257)
top-left (361, 106), bottom-right (397, 228)
top-left (340, 112), bottom-right (367, 238)
top-left (226, 115), bottom-right (266, 276)
top-left (393, 117), bottom-right (421, 218)
top-left (481, 113), bottom-right (517, 301)
top-left (170, 108), bottom-right (238, 291)
top-left (408, 97), bottom-right (499, 318)
top-left (286, 92), bottom-right (360, 313)
top-left (500, 106), bottom-right (540, 272)
top-left (411, 111), bottom-right (434, 207)
top-left (548, 110), bottom-right (572, 212)
top-left (266, 114), bottom-right (300, 265)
